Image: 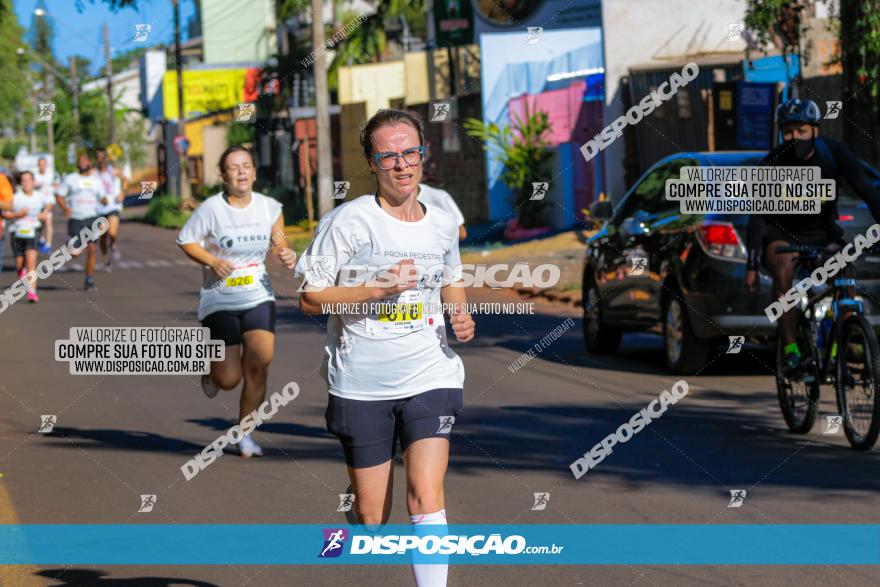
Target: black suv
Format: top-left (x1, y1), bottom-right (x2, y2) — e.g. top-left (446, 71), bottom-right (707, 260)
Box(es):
top-left (583, 151), bottom-right (880, 374)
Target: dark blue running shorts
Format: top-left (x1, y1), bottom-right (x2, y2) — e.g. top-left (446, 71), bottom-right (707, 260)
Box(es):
top-left (325, 387), bottom-right (464, 469)
top-left (201, 301), bottom-right (276, 346)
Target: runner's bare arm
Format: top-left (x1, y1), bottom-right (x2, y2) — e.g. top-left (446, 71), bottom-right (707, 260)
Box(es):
top-left (270, 215), bottom-right (297, 269)
top-left (2, 208), bottom-right (27, 219)
top-left (441, 282), bottom-right (475, 342)
top-left (54, 195), bottom-right (71, 217)
top-left (178, 242), bottom-right (234, 279)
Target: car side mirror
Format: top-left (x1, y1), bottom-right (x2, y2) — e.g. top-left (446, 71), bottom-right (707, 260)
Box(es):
top-left (590, 200), bottom-right (613, 222)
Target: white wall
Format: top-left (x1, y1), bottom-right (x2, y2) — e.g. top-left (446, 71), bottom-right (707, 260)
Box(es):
top-left (202, 0), bottom-right (276, 64)
top-left (601, 0), bottom-right (748, 200)
top-left (82, 69), bottom-right (143, 112)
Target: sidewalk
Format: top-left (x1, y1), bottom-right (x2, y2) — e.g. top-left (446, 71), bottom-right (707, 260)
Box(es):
top-left (462, 230), bottom-right (589, 308)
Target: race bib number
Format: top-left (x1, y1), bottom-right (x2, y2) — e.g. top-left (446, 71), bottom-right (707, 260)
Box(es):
top-left (366, 290), bottom-right (425, 336)
top-left (15, 226), bottom-right (35, 238)
top-left (222, 266), bottom-right (261, 293)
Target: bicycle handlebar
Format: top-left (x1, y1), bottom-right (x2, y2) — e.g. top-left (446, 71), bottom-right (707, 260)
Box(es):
top-left (774, 244), bottom-right (836, 256)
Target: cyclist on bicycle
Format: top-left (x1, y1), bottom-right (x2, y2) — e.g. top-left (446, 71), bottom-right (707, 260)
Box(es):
top-left (745, 97), bottom-right (880, 376)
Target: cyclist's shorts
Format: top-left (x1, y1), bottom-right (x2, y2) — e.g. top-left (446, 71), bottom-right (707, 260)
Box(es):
top-left (201, 301), bottom-right (276, 346)
top-left (325, 387), bottom-right (464, 469)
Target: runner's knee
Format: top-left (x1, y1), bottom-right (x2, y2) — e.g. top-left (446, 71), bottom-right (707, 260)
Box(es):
top-left (357, 507), bottom-right (390, 526)
top-left (407, 488), bottom-right (443, 514)
top-left (242, 359), bottom-right (269, 382)
top-left (214, 372), bottom-right (240, 390)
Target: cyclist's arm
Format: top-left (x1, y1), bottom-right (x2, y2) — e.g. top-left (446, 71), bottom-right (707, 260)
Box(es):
top-left (834, 142), bottom-right (880, 224)
top-left (746, 215), bottom-right (764, 270)
top-left (745, 153), bottom-right (775, 270)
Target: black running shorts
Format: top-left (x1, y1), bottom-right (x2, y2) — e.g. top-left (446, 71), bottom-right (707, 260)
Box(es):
top-left (325, 387), bottom-right (464, 469)
top-left (11, 232), bottom-right (40, 255)
top-left (201, 301), bottom-right (276, 346)
top-left (68, 217), bottom-right (99, 249)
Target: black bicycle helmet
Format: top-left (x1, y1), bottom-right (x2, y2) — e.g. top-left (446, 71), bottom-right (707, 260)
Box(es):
top-left (775, 98), bottom-right (821, 126)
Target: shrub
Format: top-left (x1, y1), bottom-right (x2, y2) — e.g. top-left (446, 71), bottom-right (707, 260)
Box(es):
top-left (143, 194), bottom-right (192, 229)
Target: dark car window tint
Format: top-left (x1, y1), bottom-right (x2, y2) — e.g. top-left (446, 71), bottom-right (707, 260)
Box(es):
top-left (623, 161), bottom-right (695, 218)
top-left (618, 164), bottom-right (672, 220)
top-left (651, 159), bottom-right (694, 213)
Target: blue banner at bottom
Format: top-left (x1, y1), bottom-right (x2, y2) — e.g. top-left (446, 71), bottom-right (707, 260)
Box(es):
top-left (1, 525), bottom-right (878, 565)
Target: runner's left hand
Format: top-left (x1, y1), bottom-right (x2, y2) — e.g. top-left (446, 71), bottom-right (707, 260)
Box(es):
top-left (278, 247), bottom-right (297, 269)
top-left (450, 307), bottom-right (475, 342)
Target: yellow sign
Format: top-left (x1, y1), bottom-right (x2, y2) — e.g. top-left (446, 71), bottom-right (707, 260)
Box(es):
top-left (163, 69), bottom-right (247, 120)
top-left (107, 143), bottom-right (123, 161)
top-left (719, 90), bottom-right (733, 111)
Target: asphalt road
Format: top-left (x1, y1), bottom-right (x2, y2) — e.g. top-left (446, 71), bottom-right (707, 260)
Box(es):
top-left (1, 219), bottom-right (879, 586)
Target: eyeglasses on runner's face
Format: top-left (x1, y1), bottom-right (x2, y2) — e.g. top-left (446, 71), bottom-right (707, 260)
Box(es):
top-left (371, 146), bottom-right (426, 170)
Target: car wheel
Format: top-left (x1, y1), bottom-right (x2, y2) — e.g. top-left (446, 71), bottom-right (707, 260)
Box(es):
top-left (663, 290), bottom-right (711, 374)
top-left (583, 278), bottom-right (622, 355)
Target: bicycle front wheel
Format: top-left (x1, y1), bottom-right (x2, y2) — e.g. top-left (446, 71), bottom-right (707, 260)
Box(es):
top-left (776, 319), bottom-right (820, 433)
top-left (836, 314), bottom-right (880, 450)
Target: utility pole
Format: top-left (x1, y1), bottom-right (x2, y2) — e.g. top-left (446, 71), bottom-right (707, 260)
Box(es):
top-left (27, 66), bottom-right (36, 153)
top-left (426, 0), bottom-right (437, 100)
top-left (70, 58), bottom-right (79, 128)
top-left (104, 23), bottom-right (116, 145)
top-left (173, 0), bottom-right (192, 203)
top-left (46, 75), bottom-right (54, 154)
top-left (312, 0), bottom-right (332, 217)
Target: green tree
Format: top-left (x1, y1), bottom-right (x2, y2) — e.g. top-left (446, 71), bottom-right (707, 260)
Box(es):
top-left (111, 45), bottom-right (159, 75)
top-left (0, 0), bottom-right (29, 134)
top-left (74, 0), bottom-right (140, 11)
top-left (51, 88), bottom-right (109, 173)
top-left (70, 55), bottom-right (93, 80)
top-left (49, 86), bottom-right (145, 174)
top-left (464, 104), bottom-right (553, 228)
top-left (744, 0), bottom-right (880, 100)
top-left (327, 1), bottom-right (426, 87)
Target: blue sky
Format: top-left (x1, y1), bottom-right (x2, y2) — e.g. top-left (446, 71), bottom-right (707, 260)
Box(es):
top-left (14, 0), bottom-right (197, 76)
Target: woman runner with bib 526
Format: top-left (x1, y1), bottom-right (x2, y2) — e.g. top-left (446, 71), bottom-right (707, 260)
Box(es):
top-left (177, 147), bottom-right (297, 458)
top-left (296, 109), bottom-right (475, 587)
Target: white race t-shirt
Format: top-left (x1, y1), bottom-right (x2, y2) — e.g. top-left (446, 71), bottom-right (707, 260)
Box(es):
top-left (10, 190), bottom-right (51, 238)
top-left (177, 192), bottom-right (283, 321)
top-left (57, 172), bottom-right (107, 220)
top-left (32, 169), bottom-right (57, 201)
top-left (96, 166), bottom-right (123, 215)
top-left (315, 184), bottom-right (465, 234)
top-left (294, 194), bottom-right (465, 401)
top-left (418, 184), bottom-right (465, 226)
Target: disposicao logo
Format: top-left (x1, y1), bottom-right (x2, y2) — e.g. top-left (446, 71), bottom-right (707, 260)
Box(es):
top-left (319, 528), bottom-right (348, 558)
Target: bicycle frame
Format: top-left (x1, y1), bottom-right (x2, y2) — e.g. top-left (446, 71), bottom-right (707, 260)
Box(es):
top-left (800, 276), bottom-right (863, 384)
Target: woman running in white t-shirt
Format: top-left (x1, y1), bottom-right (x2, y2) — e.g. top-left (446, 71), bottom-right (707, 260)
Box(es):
top-left (296, 109), bottom-right (475, 587)
top-left (177, 147), bottom-right (297, 458)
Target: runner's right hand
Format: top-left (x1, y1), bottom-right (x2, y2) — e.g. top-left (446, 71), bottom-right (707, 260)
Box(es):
top-left (375, 259), bottom-right (419, 296)
top-left (209, 258), bottom-right (235, 280)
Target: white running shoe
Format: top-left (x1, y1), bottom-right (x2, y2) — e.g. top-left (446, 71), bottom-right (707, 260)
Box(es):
top-left (200, 375), bottom-right (219, 398)
top-left (111, 247), bottom-right (121, 262)
top-left (238, 434), bottom-right (263, 458)
top-left (68, 262), bottom-right (84, 272)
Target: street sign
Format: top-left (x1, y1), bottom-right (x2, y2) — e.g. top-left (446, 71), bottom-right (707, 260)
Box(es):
top-left (434, 0), bottom-right (473, 48)
top-left (173, 135), bottom-right (190, 154)
top-left (107, 143), bottom-right (124, 161)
